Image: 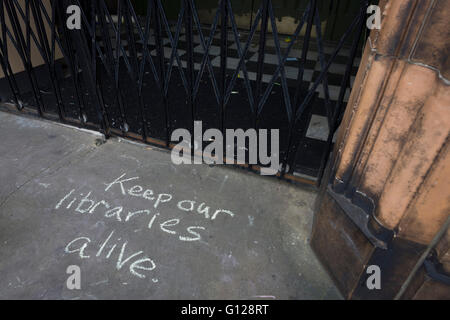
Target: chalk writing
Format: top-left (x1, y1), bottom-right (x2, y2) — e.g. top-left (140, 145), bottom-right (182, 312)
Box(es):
top-left (65, 230), bottom-right (157, 279)
top-left (55, 173), bottom-right (236, 243)
top-left (56, 172), bottom-right (238, 283)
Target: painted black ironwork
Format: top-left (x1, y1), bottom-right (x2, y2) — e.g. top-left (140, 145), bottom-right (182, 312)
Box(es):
top-left (0, 0), bottom-right (369, 186)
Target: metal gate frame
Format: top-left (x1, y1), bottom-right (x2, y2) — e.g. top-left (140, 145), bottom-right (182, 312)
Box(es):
top-left (0, 0), bottom-right (369, 186)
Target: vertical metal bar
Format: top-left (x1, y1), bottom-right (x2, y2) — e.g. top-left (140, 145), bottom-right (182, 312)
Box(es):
top-left (184, 0), bottom-right (195, 155)
top-left (25, 0), bottom-right (31, 73)
top-left (219, 0), bottom-right (228, 134)
top-left (113, 0), bottom-right (130, 134)
top-left (126, 0), bottom-right (151, 142)
top-left (266, 0), bottom-right (293, 126)
top-left (184, 0), bottom-right (194, 120)
top-left (50, 0), bottom-right (56, 63)
top-left (123, 0), bottom-right (139, 77)
top-left (281, 0), bottom-right (317, 177)
top-left (96, 0), bottom-right (115, 123)
top-left (293, 0), bottom-right (316, 111)
top-left (254, 0), bottom-right (269, 128)
top-left (90, 0), bottom-right (96, 78)
top-left (70, 0), bottom-right (109, 134)
top-left (314, 4), bottom-right (332, 130)
top-left (97, 0), bottom-right (117, 72)
top-left (91, 0), bottom-right (112, 134)
top-left (153, 0), bottom-right (170, 146)
top-left (55, 0), bottom-right (87, 124)
top-left (249, 0), bottom-right (255, 32)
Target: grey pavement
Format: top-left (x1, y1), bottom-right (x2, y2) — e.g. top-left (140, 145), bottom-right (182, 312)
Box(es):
top-left (0, 111), bottom-right (340, 300)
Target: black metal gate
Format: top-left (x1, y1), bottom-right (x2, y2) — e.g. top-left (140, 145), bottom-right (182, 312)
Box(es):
top-left (0, 0), bottom-right (369, 186)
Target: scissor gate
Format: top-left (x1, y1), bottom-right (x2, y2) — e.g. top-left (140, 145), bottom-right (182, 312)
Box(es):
top-left (0, 0), bottom-right (369, 185)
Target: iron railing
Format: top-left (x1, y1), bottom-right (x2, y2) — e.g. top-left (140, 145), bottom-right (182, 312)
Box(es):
top-left (0, 0), bottom-right (369, 186)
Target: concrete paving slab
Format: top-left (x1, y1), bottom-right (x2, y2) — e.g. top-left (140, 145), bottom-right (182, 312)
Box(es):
top-left (0, 111), bottom-right (340, 300)
top-left (0, 112), bottom-right (101, 205)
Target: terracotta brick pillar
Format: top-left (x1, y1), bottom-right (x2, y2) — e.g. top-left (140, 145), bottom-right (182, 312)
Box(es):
top-left (311, 0), bottom-right (450, 299)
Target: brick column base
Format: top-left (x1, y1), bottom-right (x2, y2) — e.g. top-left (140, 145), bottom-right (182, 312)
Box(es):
top-left (311, 0), bottom-right (450, 299)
